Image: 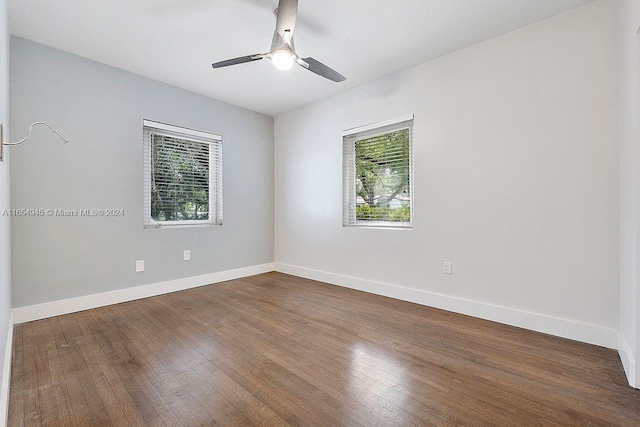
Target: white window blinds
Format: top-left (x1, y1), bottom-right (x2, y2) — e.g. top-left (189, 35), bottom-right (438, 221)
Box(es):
top-left (143, 120), bottom-right (222, 228)
top-left (343, 115), bottom-right (414, 228)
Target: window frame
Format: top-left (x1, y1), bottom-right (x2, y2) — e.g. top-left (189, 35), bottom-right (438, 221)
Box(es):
top-left (143, 120), bottom-right (223, 229)
top-left (342, 114), bottom-right (414, 229)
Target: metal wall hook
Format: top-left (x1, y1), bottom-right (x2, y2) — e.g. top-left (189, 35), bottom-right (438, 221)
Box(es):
top-left (0, 122), bottom-right (71, 161)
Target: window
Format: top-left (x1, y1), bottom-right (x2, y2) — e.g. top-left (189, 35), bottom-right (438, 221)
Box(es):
top-left (343, 115), bottom-right (414, 228)
top-left (143, 120), bottom-right (222, 228)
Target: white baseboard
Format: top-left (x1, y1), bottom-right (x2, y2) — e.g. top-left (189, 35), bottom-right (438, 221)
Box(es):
top-left (12, 263), bottom-right (275, 324)
top-left (618, 332), bottom-right (637, 388)
top-left (274, 263), bottom-right (618, 349)
top-left (0, 313), bottom-right (13, 427)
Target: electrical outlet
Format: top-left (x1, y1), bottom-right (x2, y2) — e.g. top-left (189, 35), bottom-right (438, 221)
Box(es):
top-left (183, 250), bottom-right (191, 261)
top-left (136, 260), bottom-right (145, 272)
top-left (443, 262), bottom-right (452, 275)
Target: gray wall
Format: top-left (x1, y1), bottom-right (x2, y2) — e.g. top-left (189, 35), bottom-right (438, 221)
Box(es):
top-left (275, 0), bottom-right (619, 331)
top-left (10, 37), bottom-right (274, 307)
top-left (618, 0), bottom-right (640, 386)
top-left (0, 0), bottom-right (11, 410)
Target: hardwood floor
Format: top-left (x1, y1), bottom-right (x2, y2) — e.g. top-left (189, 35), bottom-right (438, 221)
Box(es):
top-left (7, 272), bottom-right (640, 426)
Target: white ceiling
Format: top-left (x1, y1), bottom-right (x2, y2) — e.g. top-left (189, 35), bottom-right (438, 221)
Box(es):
top-left (9, 0), bottom-right (594, 116)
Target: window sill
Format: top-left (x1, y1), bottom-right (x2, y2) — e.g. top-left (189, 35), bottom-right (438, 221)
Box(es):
top-left (144, 222), bottom-right (221, 230)
top-left (343, 223), bottom-right (413, 230)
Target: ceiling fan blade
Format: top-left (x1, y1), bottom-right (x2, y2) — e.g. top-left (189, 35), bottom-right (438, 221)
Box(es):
top-left (275, 0), bottom-right (298, 36)
top-left (212, 54), bottom-right (265, 69)
top-left (299, 57), bottom-right (346, 82)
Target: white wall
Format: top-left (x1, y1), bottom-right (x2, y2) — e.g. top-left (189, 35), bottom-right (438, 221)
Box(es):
top-left (10, 37), bottom-right (274, 308)
top-left (0, 0), bottom-right (10, 420)
top-left (619, 0), bottom-right (640, 388)
top-left (275, 0), bottom-right (619, 346)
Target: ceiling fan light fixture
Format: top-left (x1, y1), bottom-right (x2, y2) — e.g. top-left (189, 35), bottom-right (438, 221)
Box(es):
top-left (210, 0), bottom-right (345, 82)
top-left (271, 49), bottom-right (294, 70)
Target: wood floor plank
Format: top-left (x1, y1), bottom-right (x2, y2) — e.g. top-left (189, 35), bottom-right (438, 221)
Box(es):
top-left (55, 316), bottom-right (112, 426)
top-left (22, 323), bottom-right (41, 427)
top-left (8, 272), bottom-right (640, 426)
top-left (45, 318), bottom-right (93, 427)
top-left (84, 307), bottom-right (181, 426)
top-left (8, 325), bottom-right (25, 427)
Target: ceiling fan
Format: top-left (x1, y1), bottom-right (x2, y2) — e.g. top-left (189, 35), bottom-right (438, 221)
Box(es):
top-left (211, 0), bottom-right (346, 82)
